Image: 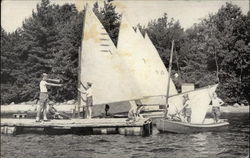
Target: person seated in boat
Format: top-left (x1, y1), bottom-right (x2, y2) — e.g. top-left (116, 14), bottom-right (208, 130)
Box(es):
top-left (126, 101), bottom-right (140, 122)
top-left (36, 73), bottom-right (63, 122)
top-left (182, 94), bottom-right (192, 123)
top-left (136, 100), bottom-right (144, 118)
top-left (101, 104), bottom-right (113, 118)
top-left (164, 104), bottom-right (170, 119)
top-left (105, 104), bottom-right (110, 117)
top-left (210, 92), bottom-right (224, 123)
top-left (78, 82), bottom-right (93, 119)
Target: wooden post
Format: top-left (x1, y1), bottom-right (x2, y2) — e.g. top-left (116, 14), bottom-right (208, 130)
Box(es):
top-left (165, 40), bottom-right (174, 118)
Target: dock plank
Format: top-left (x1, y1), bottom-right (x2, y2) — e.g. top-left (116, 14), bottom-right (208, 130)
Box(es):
top-left (1, 118), bottom-right (150, 128)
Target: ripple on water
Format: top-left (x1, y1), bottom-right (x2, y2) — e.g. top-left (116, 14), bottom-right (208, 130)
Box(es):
top-left (1, 113), bottom-right (249, 158)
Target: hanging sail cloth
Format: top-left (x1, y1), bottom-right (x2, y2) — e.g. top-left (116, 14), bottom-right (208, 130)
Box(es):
top-left (117, 16), bottom-right (175, 99)
top-left (138, 31), bottom-right (178, 105)
top-left (80, 8), bottom-right (143, 106)
top-left (168, 84), bottom-right (218, 124)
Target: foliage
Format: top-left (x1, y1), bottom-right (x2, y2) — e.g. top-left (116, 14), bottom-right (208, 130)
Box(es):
top-left (1, 1), bottom-right (249, 105)
top-left (93, 1), bottom-right (121, 46)
top-left (138, 3), bottom-right (249, 104)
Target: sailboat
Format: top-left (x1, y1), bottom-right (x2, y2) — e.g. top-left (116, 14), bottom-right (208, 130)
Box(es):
top-left (78, 6), bottom-right (230, 134)
top-left (79, 8), bottom-right (173, 117)
top-left (155, 42), bottom-right (229, 133)
top-left (118, 25), bottom-right (230, 132)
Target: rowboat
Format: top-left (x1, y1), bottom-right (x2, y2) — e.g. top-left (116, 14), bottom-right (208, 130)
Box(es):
top-left (156, 118), bottom-right (229, 133)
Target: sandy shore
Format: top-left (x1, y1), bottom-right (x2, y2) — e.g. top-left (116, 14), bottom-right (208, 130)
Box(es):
top-left (1, 104), bottom-right (76, 114)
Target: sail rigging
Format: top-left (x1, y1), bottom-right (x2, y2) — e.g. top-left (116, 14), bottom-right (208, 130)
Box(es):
top-left (117, 16), bottom-right (170, 98)
top-left (80, 8), bottom-right (143, 105)
top-left (139, 32), bottom-right (178, 105)
top-left (168, 84), bottom-right (218, 124)
top-left (80, 8), bottom-right (216, 125)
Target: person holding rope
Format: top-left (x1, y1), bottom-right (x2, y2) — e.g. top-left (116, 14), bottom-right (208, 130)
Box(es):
top-left (210, 92), bottom-right (224, 123)
top-left (36, 73), bottom-right (62, 122)
top-left (78, 82), bottom-right (93, 119)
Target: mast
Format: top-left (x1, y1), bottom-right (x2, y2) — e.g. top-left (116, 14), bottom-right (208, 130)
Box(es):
top-left (165, 40), bottom-right (174, 117)
top-left (78, 5), bottom-right (87, 118)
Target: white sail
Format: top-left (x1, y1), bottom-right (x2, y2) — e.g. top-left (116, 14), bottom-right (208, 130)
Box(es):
top-left (168, 84), bottom-right (218, 124)
top-left (117, 17), bottom-right (176, 97)
top-left (139, 32), bottom-right (178, 105)
top-left (80, 8), bottom-right (143, 105)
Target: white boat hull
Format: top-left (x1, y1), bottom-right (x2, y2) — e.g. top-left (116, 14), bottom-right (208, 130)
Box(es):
top-left (156, 118), bottom-right (229, 133)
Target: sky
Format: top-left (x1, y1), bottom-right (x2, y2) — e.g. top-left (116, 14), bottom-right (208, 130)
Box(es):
top-left (1, 0), bottom-right (249, 32)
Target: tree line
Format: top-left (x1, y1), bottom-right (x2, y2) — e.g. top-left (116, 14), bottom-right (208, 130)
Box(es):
top-left (1, 0), bottom-right (249, 105)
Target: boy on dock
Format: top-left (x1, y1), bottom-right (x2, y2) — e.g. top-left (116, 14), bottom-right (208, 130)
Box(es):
top-left (78, 82), bottom-right (93, 119)
top-left (36, 73), bottom-right (62, 122)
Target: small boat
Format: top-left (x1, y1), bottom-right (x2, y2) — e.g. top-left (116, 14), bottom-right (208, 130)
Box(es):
top-left (156, 118), bottom-right (229, 133)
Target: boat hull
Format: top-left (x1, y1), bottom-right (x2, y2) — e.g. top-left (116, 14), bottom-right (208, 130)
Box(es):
top-left (156, 119), bottom-right (229, 133)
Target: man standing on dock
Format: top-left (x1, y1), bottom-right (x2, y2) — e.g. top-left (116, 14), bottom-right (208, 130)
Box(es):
top-left (36, 73), bottom-right (62, 122)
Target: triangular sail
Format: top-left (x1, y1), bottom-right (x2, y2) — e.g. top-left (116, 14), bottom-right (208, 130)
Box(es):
top-left (168, 84), bottom-right (218, 123)
top-left (139, 32), bottom-right (178, 105)
top-left (117, 16), bottom-right (167, 98)
top-left (80, 8), bottom-right (143, 105)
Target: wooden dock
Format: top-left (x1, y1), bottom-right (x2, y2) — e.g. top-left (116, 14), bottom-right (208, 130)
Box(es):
top-left (1, 118), bottom-right (152, 136)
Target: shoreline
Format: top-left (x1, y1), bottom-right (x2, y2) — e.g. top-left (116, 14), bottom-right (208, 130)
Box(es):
top-left (207, 105), bottom-right (249, 114)
top-left (1, 103), bottom-right (249, 114)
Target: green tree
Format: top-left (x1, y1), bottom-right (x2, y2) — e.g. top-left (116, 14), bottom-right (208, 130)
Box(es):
top-left (1, 0), bottom-right (123, 104)
top-left (181, 3), bottom-right (249, 104)
top-left (51, 8), bottom-right (83, 102)
top-left (93, 1), bottom-right (121, 46)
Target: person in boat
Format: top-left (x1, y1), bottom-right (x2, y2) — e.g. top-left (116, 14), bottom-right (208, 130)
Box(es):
top-left (126, 101), bottom-right (140, 122)
top-left (182, 94), bottom-right (192, 123)
top-left (78, 82), bottom-right (93, 119)
top-left (164, 104), bottom-right (170, 119)
top-left (105, 104), bottom-right (110, 117)
top-left (137, 105), bottom-right (144, 117)
top-left (36, 73), bottom-right (62, 122)
top-left (101, 104), bottom-right (113, 118)
top-left (211, 92), bottom-right (224, 123)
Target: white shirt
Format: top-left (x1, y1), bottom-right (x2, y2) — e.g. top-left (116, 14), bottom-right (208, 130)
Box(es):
top-left (184, 100), bottom-right (191, 108)
top-left (212, 98), bottom-right (224, 107)
top-left (40, 80), bottom-right (48, 92)
top-left (86, 87), bottom-right (93, 97)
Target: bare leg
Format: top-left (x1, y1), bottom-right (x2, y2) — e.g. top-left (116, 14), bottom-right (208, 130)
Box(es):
top-left (36, 104), bottom-right (41, 121)
top-left (88, 106), bottom-right (92, 119)
top-left (187, 116), bottom-right (191, 123)
top-left (85, 106), bottom-right (89, 119)
top-left (215, 114), bottom-right (218, 123)
top-left (43, 100), bottom-right (48, 121)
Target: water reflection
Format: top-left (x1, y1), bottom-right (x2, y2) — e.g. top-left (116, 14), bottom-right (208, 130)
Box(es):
top-left (1, 113), bottom-right (249, 158)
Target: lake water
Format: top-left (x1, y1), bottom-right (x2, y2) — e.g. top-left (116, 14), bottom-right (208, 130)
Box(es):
top-left (1, 113), bottom-right (249, 158)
